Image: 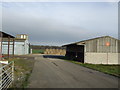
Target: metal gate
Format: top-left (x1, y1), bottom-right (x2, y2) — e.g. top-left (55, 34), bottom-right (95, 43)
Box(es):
top-left (0, 61), bottom-right (14, 90)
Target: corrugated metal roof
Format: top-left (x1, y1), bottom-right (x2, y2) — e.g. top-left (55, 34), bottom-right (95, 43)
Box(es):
top-left (0, 31), bottom-right (15, 38)
top-left (62, 36), bottom-right (119, 46)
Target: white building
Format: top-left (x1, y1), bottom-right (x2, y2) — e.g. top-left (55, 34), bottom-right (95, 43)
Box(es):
top-left (2, 34), bottom-right (30, 55)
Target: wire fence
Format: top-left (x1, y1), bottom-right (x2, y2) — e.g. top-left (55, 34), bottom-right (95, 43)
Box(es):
top-left (0, 61), bottom-right (14, 90)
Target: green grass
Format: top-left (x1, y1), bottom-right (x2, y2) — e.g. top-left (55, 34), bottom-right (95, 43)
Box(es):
top-left (66, 60), bottom-right (120, 77)
top-left (32, 49), bottom-right (44, 54)
top-left (9, 57), bottom-right (35, 88)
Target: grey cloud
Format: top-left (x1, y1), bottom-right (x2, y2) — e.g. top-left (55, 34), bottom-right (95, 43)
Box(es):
top-left (2, 2), bottom-right (118, 45)
top-left (3, 12), bottom-right (89, 45)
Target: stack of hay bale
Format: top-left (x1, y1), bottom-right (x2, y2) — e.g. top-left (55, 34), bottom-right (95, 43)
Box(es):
top-left (44, 48), bottom-right (66, 55)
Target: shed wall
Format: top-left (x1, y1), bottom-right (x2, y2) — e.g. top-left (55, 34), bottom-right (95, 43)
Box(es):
top-left (85, 53), bottom-right (119, 64)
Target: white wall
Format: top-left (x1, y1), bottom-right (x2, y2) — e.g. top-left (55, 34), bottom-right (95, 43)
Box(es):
top-left (85, 53), bottom-right (119, 64)
top-left (14, 43), bottom-right (24, 55)
top-left (2, 42), bottom-right (13, 54)
top-left (2, 40), bottom-right (30, 55)
top-left (24, 40), bottom-right (29, 54)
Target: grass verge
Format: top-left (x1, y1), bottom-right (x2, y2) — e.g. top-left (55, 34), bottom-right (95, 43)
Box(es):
top-left (8, 57), bottom-right (35, 88)
top-left (65, 59), bottom-right (120, 77)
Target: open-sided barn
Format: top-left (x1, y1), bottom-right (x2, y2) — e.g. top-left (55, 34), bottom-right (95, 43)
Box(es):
top-left (63, 36), bottom-right (119, 64)
top-left (2, 33), bottom-right (30, 55)
top-left (0, 31), bottom-right (15, 59)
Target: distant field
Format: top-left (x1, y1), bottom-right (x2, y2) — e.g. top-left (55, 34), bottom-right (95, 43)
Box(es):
top-left (32, 49), bottom-right (45, 54)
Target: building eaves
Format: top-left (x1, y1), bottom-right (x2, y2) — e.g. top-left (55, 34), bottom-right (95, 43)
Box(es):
top-left (62, 36), bottom-right (119, 47)
top-left (0, 31), bottom-right (15, 38)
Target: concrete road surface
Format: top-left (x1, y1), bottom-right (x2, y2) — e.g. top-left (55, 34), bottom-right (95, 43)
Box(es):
top-left (28, 55), bottom-right (118, 88)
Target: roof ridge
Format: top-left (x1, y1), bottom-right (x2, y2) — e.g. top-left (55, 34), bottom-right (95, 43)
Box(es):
top-left (62, 35), bottom-right (118, 46)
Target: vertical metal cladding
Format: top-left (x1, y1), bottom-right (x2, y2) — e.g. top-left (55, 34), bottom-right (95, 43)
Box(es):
top-left (85, 36), bottom-right (118, 53)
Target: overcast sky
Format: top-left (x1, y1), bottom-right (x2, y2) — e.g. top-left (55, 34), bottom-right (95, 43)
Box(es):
top-left (1, 2), bottom-right (118, 46)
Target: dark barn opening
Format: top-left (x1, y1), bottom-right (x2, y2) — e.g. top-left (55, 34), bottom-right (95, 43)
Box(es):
top-left (65, 44), bottom-right (84, 63)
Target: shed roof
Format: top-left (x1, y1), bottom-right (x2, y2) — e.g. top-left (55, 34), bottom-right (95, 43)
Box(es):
top-left (62, 36), bottom-right (119, 46)
top-left (0, 31), bottom-right (15, 38)
top-left (2, 38), bottom-right (26, 42)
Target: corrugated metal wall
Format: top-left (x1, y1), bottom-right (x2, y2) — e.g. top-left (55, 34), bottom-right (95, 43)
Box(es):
top-left (2, 40), bottom-right (29, 55)
top-left (85, 37), bottom-right (119, 53)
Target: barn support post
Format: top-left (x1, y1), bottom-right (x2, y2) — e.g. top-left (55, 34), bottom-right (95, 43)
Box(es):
top-left (8, 36), bottom-right (10, 59)
top-left (12, 38), bottom-right (15, 57)
top-left (0, 32), bottom-right (2, 89)
top-left (0, 32), bottom-right (2, 60)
